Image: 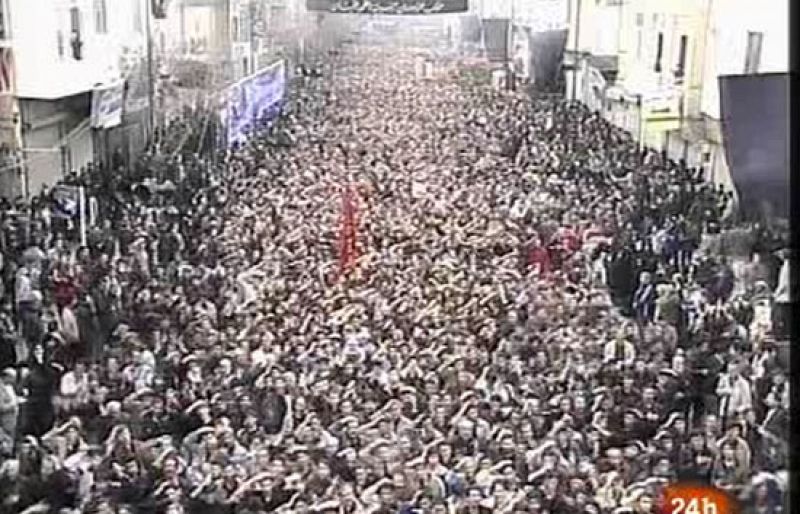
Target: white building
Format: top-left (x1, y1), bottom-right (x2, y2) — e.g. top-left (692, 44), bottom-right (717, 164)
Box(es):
top-left (471, 0), bottom-right (567, 86)
top-left (699, 0), bottom-right (789, 120)
top-left (563, 0), bottom-right (621, 105)
top-left (686, 0), bottom-right (788, 190)
top-left (0, 0), bottom-right (21, 198)
top-left (568, 0), bottom-right (789, 195)
top-left (513, 0), bottom-right (568, 84)
top-left (6, 0), bottom-right (147, 197)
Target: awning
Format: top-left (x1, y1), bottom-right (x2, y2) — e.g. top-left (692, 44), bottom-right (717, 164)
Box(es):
top-left (587, 54), bottom-right (618, 72)
top-left (605, 85), bottom-right (639, 104)
top-left (644, 118), bottom-right (681, 132)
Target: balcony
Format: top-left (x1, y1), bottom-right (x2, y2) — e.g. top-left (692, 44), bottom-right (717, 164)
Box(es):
top-left (563, 51), bottom-right (618, 82)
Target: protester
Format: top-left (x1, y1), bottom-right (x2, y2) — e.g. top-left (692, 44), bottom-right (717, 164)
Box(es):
top-left (0, 45), bottom-right (788, 513)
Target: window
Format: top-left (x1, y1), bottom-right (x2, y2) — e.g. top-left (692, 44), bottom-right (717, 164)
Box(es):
top-left (152, 0), bottom-right (167, 19)
top-left (675, 35), bottom-right (688, 78)
top-left (132, 0), bottom-right (143, 32)
top-left (239, 11), bottom-right (249, 43)
top-left (636, 30), bottom-right (643, 59)
top-left (232, 17), bottom-right (239, 42)
top-left (654, 32), bottom-right (663, 72)
top-left (636, 13), bottom-right (644, 27)
top-left (744, 31), bottom-right (763, 74)
top-left (94, 0), bottom-right (107, 33)
top-left (57, 30), bottom-right (64, 58)
top-left (70, 7), bottom-right (83, 60)
top-left (0, 0), bottom-right (8, 39)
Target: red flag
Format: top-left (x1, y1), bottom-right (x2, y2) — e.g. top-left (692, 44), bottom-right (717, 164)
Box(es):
top-left (336, 184), bottom-right (359, 281)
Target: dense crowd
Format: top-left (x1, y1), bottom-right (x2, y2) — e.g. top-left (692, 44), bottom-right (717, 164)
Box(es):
top-left (0, 46), bottom-right (790, 514)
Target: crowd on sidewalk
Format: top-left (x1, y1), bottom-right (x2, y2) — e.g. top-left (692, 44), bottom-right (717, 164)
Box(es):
top-left (0, 46), bottom-right (790, 514)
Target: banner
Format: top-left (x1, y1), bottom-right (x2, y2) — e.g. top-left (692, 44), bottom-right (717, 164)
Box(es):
top-left (459, 14), bottom-right (482, 43)
top-left (226, 60), bottom-right (287, 146)
top-left (123, 60), bottom-right (150, 114)
top-left (529, 29), bottom-right (568, 91)
top-left (491, 69), bottom-right (506, 91)
top-left (91, 81), bottom-right (124, 129)
top-left (482, 18), bottom-right (509, 63)
top-left (152, 0), bottom-right (169, 19)
top-left (337, 185), bottom-right (360, 281)
top-left (583, 64), bottom-right (607, 113)
top-left (512, 28), bottom-right (530, 78)
top-left (306, 0), bottom-right (468, 14)
top-left (718, 73), bottom-right (789, 220)
top-left (51, 185), bottom-right (80, 219)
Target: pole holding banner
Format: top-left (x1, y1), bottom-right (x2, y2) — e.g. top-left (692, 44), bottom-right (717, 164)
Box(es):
top-left (145, 0), bottom-right (156, 143)
top-left (637, 94), bottom-right (645, 152)
top-left (89, 196), bottom-right (99, 228)
top-left (79, 185), bottom-right (87, 248)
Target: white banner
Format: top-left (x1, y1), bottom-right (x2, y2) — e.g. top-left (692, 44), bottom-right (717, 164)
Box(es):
top-left (91, 81), bottom-right (125, 129)
top-left (583, 65), bottom-right (607, 112)
top-left (492, 69), bottom-right (506, 91)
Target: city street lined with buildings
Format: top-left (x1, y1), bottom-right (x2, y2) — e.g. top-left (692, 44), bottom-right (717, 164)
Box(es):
top-left (0, 1), bottom-right (791, 513)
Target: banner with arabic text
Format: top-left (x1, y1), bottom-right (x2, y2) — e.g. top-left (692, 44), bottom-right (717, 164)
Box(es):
top-left (224, 60), bottom-right (287, 147)
top-left (306, 0), bottom-right (469, 14)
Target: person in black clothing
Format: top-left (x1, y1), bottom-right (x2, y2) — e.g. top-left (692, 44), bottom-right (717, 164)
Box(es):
top-left (607, 247), bottom-right (636, 315)
top-left (0, 301), bottom-right (17, 370)
top-left (21, 344), bottom-right (60, 438)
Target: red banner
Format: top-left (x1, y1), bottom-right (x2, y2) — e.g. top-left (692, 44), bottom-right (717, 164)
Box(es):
top-left (336, 184), bottom-right (360, 281)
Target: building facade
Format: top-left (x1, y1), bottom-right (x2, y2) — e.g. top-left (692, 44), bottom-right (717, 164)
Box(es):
top-left (0, 0), bottom-right (22, 199)
top-left (566, 0), bottom-right (788, 192)
top-left (687, 0), bottom-right (789, 188)
top-left (3, 0), bottom-right (147, 199)
top-left (513, 0), bottom-right (568, 88)
top-left (595, 0), bottom-right (703, 155)
top-left (563, 0), bottom-right (622, 107)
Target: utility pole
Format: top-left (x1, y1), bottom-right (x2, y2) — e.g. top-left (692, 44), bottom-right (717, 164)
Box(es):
top-left (570, 0), bottom-right (582, 102)
top-left (145, 0), bottom-right (155, 142)
top-left (179, 0), bottom-right (186, 54)
top-left (506, 0), bottom-right (514, 91)
top-left (249, 0), bottom-right (256, 75)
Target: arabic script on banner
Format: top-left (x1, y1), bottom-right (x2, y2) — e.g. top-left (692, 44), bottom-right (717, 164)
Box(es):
top-left (226, 60), bottom-right (287, 146)
top-left (306, 0), bottom-right (469, 14)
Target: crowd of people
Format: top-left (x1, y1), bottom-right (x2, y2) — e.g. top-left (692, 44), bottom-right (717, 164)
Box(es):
top-left (0, 45), bottom-right (790, 514)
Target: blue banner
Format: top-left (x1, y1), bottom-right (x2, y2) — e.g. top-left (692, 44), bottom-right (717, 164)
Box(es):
top-left (52, 185), bottom-right (80, 219)
top-left (226, 60), bottom-right (287, 147)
